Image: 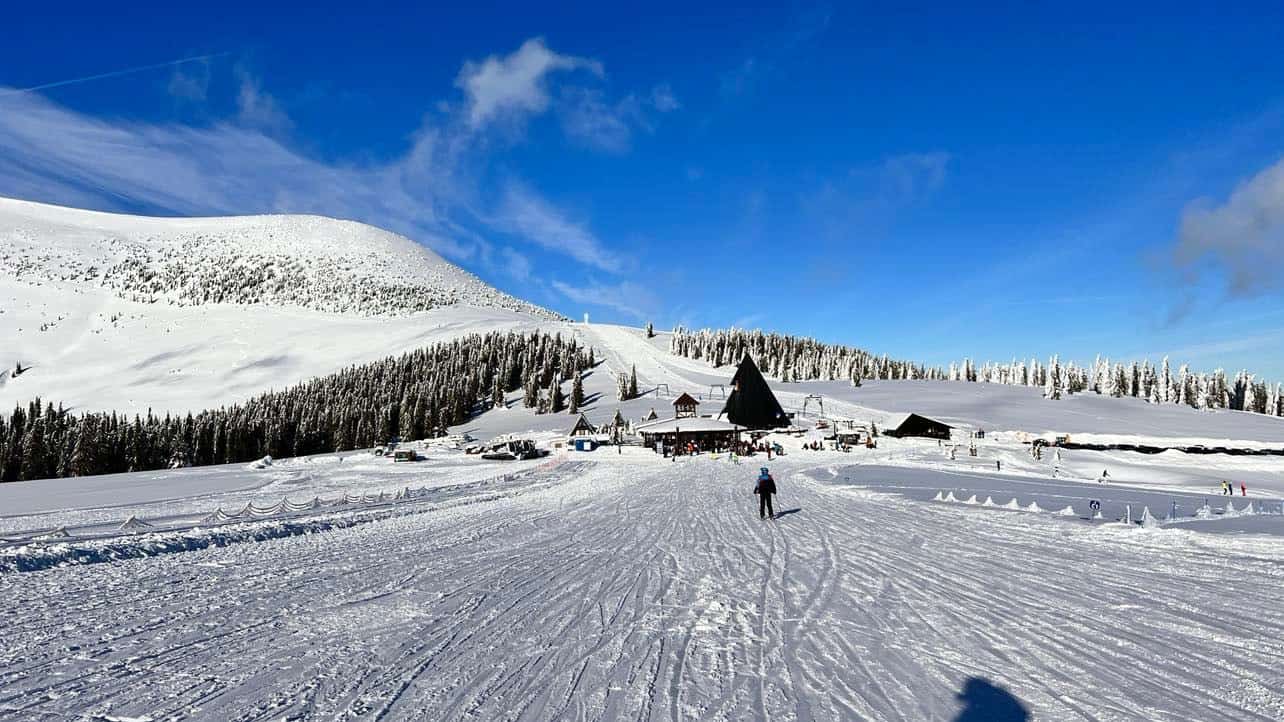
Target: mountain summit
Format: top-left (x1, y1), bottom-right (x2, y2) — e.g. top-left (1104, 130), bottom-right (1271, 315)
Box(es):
top-left (0, 197), bottom-right (559, 319)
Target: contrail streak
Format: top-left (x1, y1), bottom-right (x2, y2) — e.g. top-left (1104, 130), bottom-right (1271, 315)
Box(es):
top-left (0, 52), bottom-right (230, 97)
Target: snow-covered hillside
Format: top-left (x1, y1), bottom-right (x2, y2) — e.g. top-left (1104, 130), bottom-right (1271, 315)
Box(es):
top-left (0, 197), bottom-right (558, 318)
top-left (0, 197), bottom-right (561, 413)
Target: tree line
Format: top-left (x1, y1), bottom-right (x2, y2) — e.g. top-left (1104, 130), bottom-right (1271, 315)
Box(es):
top-left (668, 326), bottom-right (1282, 418)
top-left (668, 327), bottom-right (944, 383)
top-left (950, 355), bottom-right (1283, 416)
top-left (1, 331), bottom-right (593, 482)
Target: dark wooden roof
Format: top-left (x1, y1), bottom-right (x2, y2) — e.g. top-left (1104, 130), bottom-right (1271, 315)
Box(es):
top-left (672, 392), bottom-right (700, 407)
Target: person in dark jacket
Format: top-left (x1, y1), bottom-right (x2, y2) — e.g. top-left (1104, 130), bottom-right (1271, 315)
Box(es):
top-left (755, 467), bottom-right (777, 519)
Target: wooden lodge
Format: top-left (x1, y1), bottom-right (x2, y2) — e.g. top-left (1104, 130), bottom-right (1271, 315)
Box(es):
top-left (672, 393), bottom-right (700, 418)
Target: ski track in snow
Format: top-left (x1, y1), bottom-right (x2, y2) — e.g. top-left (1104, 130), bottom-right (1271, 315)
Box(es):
top-left (3, 455), bottom-right (1283, 721)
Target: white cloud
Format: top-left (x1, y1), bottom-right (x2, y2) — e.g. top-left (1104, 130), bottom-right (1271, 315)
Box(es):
top-left (167, 62), bottom-right (210, 102)
top-left (0, 37), bottom-right (666, 297)
top-left (1174, 156), bottom-right (1284, 297)
top-left (650, 84), bottom-right (680, 112)
top-left (0, 90), bottom-right (476, 260)
top-left (551, 279), bottom-right (657, 320)
top-left (235, 68), bottom-right (291, 131)
top-left (455, 37), bottom-right (602, 130)
top-left (494, 182), bottom-right (624, 273)
top-left (559, 83), bottom-right (679, 153)
top-left (559, 88), bottom-right (636, 153)
top-left (500, 246), bottom-right (533, 281)
top-left (881, 152), bottom-right (950, 200)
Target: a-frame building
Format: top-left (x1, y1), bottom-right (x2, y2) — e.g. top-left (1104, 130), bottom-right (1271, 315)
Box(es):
top-left (719, 355), bottom-right (790, 429)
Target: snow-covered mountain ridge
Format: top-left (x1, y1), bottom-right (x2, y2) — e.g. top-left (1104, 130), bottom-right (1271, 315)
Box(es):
top-left (0, 197), bottom-right (559, 319)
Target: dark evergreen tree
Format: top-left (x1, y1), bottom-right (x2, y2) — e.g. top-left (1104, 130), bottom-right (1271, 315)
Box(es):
top-left (0, 331), bottom-right (594, 482)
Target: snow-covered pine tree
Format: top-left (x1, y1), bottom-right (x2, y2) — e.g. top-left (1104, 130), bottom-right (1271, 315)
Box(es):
top-left (569, 371), bottom-right (583, 414)
top-left (1044, 355), bottom-right (1062, 400)
top-left (550, 375), bottom-right (565, 414)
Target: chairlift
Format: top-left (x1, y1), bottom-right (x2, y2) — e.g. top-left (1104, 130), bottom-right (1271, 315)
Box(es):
top-left (801, 394), bottom-right (825, 419)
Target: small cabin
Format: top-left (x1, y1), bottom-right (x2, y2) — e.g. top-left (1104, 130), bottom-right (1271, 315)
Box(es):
top-left (883, 413), bottom-right (953, 440)
top-left (569, 413), bottom-right (596, 438)
top-left (672, 393), bottom-right (700, 419)
top-left (643, 408), bottom-right (659, 422)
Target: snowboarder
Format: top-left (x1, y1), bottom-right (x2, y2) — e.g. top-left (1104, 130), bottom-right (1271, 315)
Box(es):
top-left (1220, 480), bottom-right (1230, 496)
top-left (754, 467), bottom-right (777, 520)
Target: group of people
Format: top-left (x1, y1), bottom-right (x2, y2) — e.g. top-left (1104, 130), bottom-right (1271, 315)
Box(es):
top-left (1220, 480), bottom-right (1247, 496)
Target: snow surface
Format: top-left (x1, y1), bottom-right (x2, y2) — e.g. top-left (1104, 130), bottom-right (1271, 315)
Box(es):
top-left (2, 450), bottom-right (1282, 720)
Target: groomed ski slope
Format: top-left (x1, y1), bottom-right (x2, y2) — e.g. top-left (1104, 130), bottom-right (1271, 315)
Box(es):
top-left (4, 453), bottom-right (1282, 721)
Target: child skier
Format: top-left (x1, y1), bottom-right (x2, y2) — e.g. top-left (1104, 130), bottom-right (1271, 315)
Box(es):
top-left (754, 467), bottom-right (777, 520)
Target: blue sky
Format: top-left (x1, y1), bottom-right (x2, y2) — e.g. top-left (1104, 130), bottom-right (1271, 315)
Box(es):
top-left (3, 2), bottom-right (1284, 378)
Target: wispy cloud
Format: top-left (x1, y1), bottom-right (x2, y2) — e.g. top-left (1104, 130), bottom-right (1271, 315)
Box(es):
top-left (559, 88), bottom-right (635, 153)
top-left (650, 84), bottom-right (680, 112)
top-left (0, 52), bottom-right (229, 98)
top-left (167, 60), bottom-right (212, 103)
top-left (234, 67), bottom-right (291, 131)
top-left (718, 4), bottom-right (831, 100)
top-left (1172, 155), bottom-right (1284, 298)
top-left (559, 83), bottom-right (680, 153)
top-left (801, 151), bottom-right (952, 233)
top-left (0, 89), bottom-right (477, 259)
top-left (500, 246), bottom-right (533, 281)
top-left (1, 37), bottom-right (675, 295)
top-left (494, 182), bottom-right (624, 272)
top-left (455, 37), bottom-right (602, 130)
top-left (880, 152), bottom-right (950, 201)
top-left (551, 279), bottom-right (657, 320)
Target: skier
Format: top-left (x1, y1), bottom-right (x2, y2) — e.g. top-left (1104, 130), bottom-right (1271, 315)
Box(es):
top-left (1241, 481), bottom-right (1247, 497)
top-left (754, 467), bottom-right (777, 520)
top-left (996, 460), bottom-right (1001, 472)
top-left (1220, 480), bottom-right (1230, 496)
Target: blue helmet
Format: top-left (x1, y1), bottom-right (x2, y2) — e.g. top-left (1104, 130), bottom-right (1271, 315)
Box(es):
top-left (760, 467), bottom-right (769, 474)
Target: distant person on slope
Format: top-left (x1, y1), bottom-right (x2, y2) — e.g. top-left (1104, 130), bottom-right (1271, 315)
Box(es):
top-left (1241, 481), bottom-right (1247, 497)
top-left (755, 467), bottom-right (777, 520)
